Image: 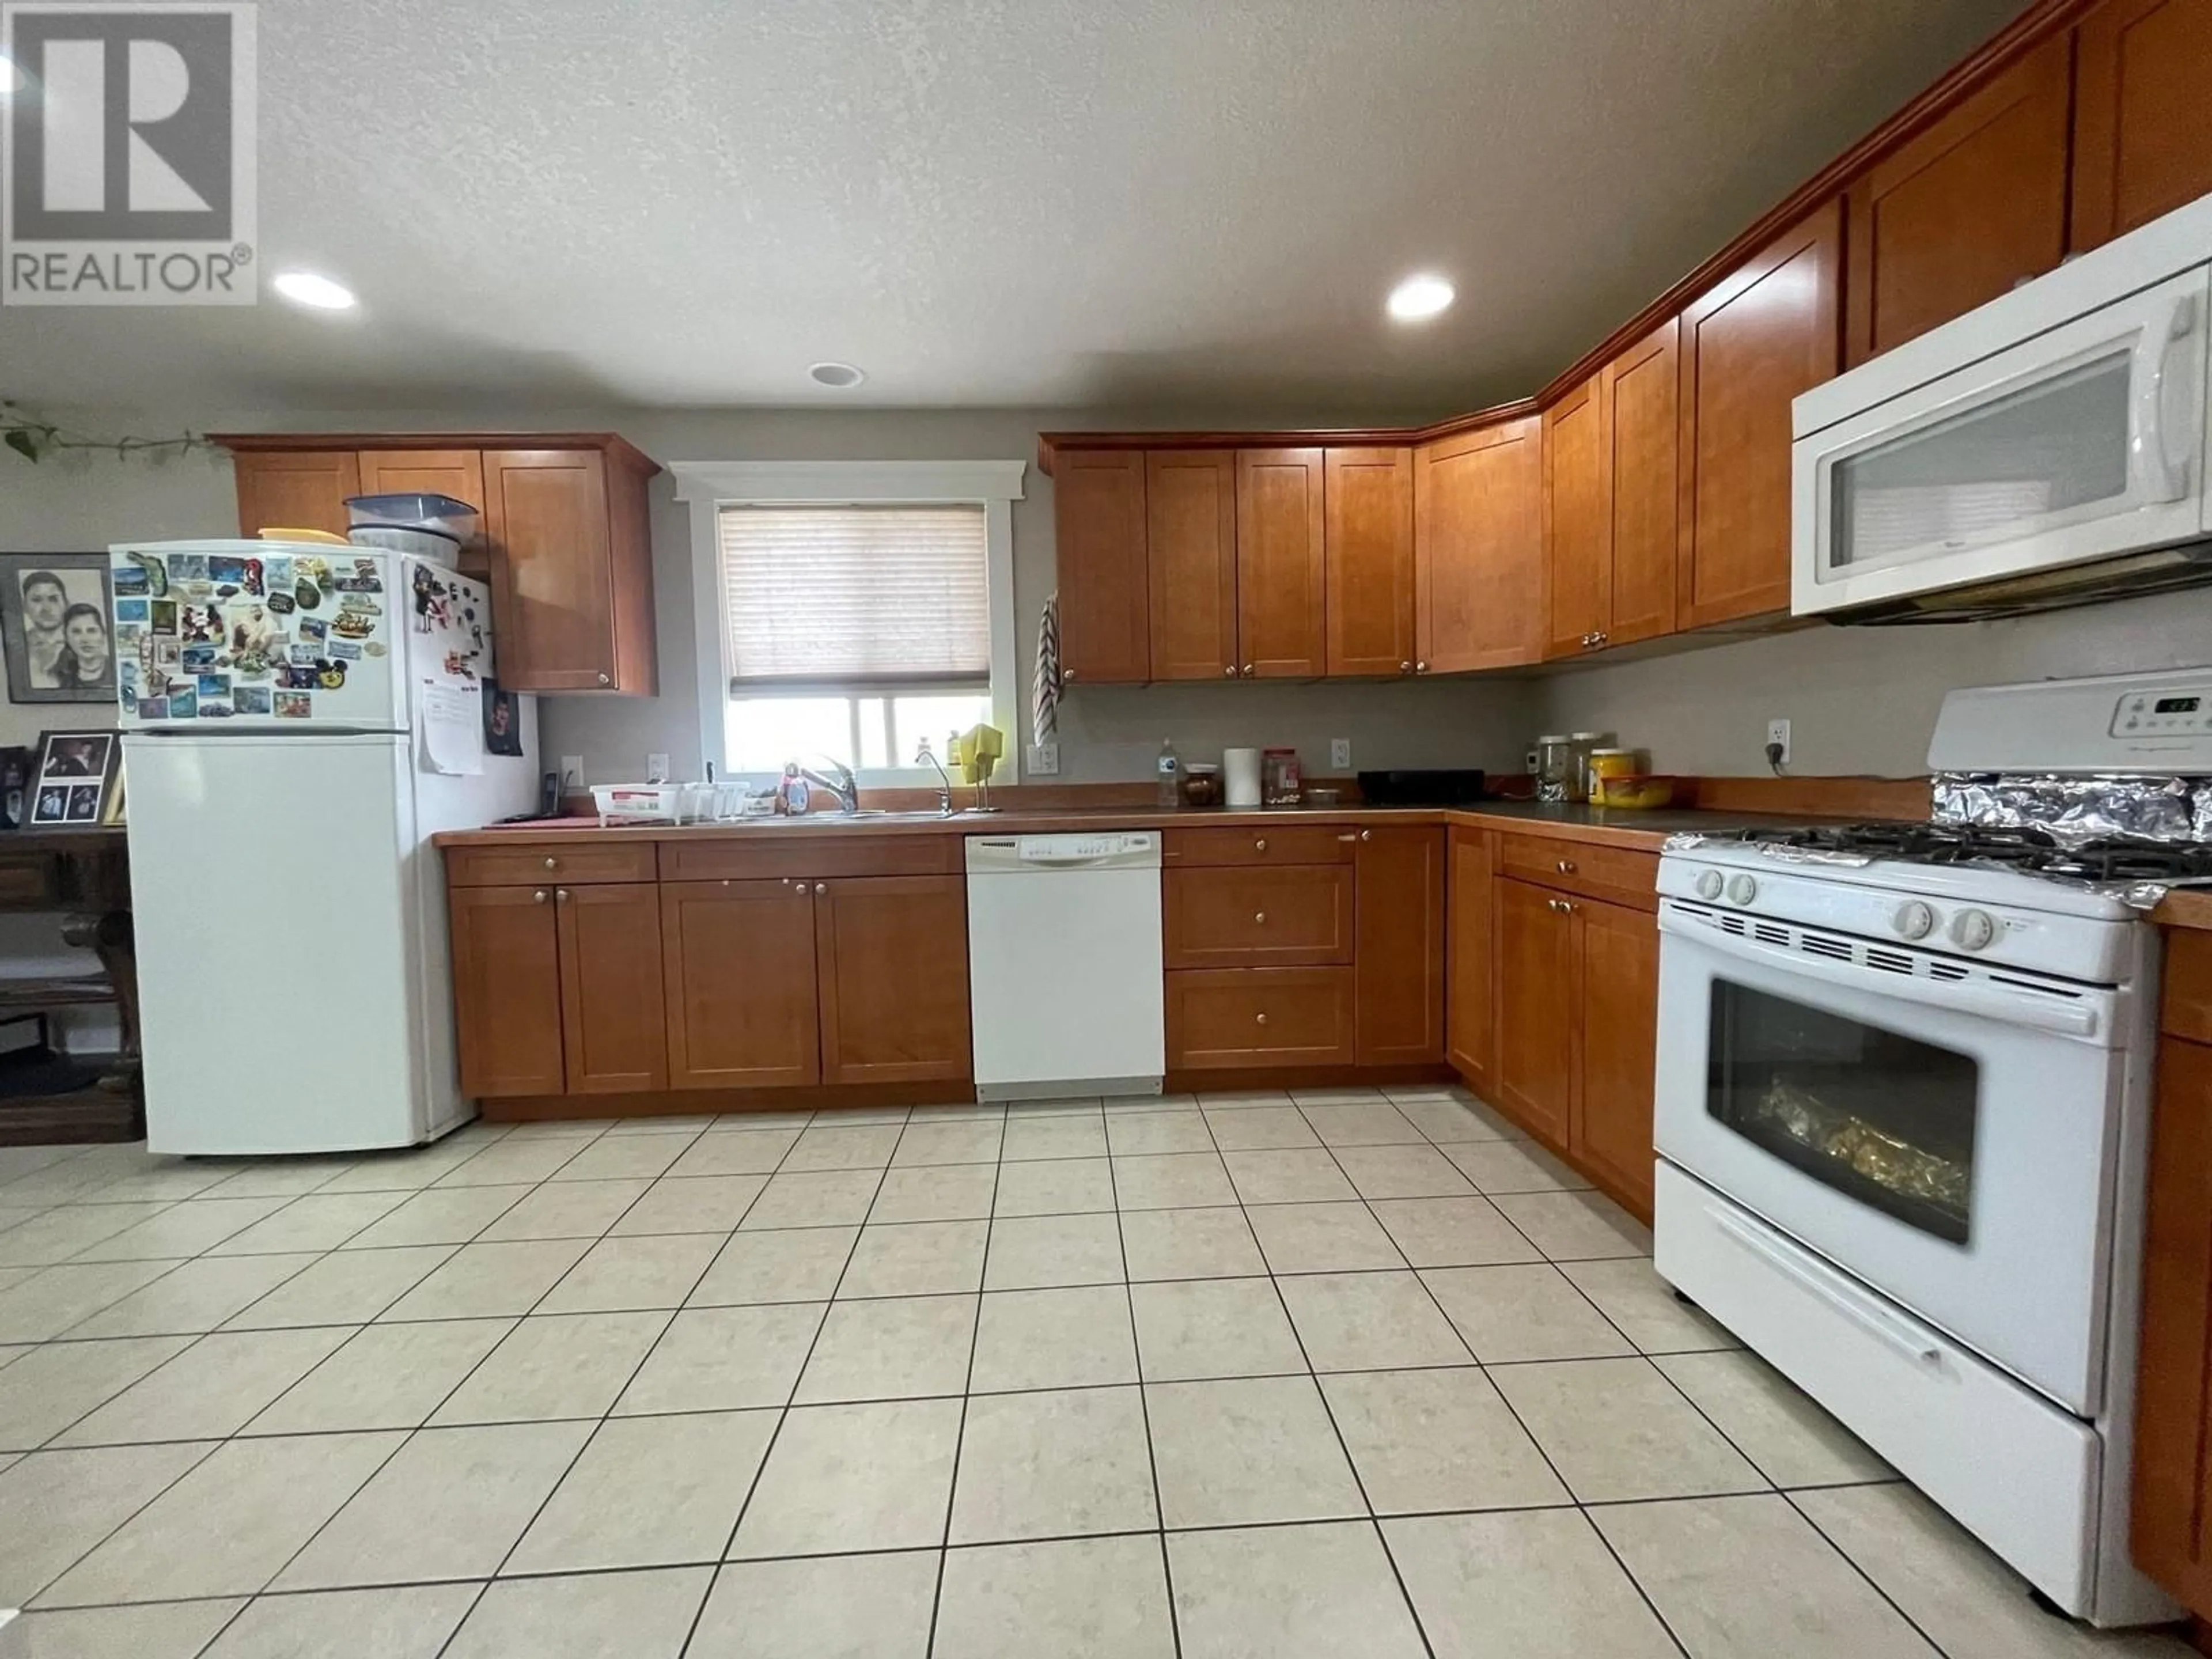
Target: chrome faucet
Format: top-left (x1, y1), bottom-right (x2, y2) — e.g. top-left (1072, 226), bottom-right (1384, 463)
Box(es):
top-left (798, 756), bottom-right (861, 814)
top-left (914, 741), bottom-right (956, 817)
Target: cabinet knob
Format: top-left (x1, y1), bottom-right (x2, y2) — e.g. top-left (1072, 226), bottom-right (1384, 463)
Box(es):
top-left (1399, 660), bottom-right (1412, 673)
top-left (1224, 665), bottom-right (1238, 677)
top-left (596, 672), bottom-right (611, 685)
top-left (1596, 631), bottom-right (1608, 645)
top-left (815, 882), bottom-right (827, 895)
top-left (543, 856), bottom-right (559, 869)
top-left (1254, 838), bottom-right (1267, 852)
top-left (1256, 1012), bottom-right (1269, 1026)
top-left (1415, 660), bottom-right (1428, 673)
top-left (556, 888), bottom-right (570, 902)
top-left (1253, 911), bottom-right (1266, 926)
top-left (1062, 668), bottom-right (1076, 684)
top-left (1359, 829), bottom-right (1372, 842)
top-left (1556, 859), bottom-right (1575, 873)
top-left (1241, 664), bottom-right (1255, 677)
top-left (532, 889), bottom-right (547, 903)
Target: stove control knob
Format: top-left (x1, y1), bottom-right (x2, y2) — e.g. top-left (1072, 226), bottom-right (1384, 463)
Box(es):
top-left (1892, 901), bottom-right (1936, 941)
top-left (1950, 908), bottom-right (1998, 952)
top-left (1694, 870), bottom-right (1724, 901)
top-left (1725, 874), bottom-right (1758, 907)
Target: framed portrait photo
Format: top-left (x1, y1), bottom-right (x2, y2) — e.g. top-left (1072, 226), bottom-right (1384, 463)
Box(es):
top-left (29, 729), bottom-right (122, 830)
top-left (1, 554), bottom-right (116, 704)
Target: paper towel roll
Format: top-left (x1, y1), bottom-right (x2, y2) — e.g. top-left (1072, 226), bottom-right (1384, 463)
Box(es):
top-left (1224, 748), bottom-right (1262, 808)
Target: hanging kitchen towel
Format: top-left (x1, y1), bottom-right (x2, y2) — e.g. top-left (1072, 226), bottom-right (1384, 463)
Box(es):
top-left (1033, 590), bottom-right (1060, 743)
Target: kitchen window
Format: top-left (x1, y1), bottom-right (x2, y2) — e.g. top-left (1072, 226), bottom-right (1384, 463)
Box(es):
top-left (671, 461), bottom-right (1025, 783)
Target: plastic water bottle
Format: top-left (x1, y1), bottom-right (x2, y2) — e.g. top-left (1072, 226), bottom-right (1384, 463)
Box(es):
top-left (1157, 738), bottom-right (1180, 808)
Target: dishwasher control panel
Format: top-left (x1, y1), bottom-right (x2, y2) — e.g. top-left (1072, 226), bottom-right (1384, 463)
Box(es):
top-left (965, 831), bottom-right (1161, 871)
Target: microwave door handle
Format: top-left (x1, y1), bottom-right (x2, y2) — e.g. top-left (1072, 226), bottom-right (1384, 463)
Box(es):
top-left (2129, 290), bottom-right (2197, 505)
top-left (1663, 907), bottom-right (2101, 1039)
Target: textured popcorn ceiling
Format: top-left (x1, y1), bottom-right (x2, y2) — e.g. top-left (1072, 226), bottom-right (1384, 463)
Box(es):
top-left (0, 0), bottom-right (2027, 419)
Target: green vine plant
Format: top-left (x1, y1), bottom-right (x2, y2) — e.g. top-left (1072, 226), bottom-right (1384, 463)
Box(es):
top-left (2, 399), bottom-right (207, 463)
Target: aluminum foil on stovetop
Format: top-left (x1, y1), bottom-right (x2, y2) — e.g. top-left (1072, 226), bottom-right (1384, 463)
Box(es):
top-left (1931, 772), bottom-right (2212, 847)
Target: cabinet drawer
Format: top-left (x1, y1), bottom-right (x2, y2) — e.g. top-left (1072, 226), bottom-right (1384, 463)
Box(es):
top-left (446, 842), bottom-right (658, 887)
top-left (1498, 835), bottom-right (1657, 910)
top-left (1166, 967), bottom-right (1356, 1069)
top-left (1165, 865), bottom-right (1353, 968)
top-left (1165, 825), bottom-right (1356, 867)
top-left (2164, 929), bottom-right (2212, 1044)
top-left (660, 835), bottom-right (961, 883)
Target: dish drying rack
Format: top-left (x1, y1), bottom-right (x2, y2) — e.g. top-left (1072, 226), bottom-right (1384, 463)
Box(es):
top-left (589, 782), bottom-right (775, 825)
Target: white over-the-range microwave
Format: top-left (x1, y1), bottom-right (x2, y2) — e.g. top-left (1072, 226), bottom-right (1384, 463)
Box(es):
top-left (1793, 192), bottom-right (2212, 622)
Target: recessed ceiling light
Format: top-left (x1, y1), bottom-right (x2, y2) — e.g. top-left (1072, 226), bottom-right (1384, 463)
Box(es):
top-left (1387, 274), bottom-right (1455, 322)
top-left (271, 271), bottom-right (357, 311)
top-left (809, 361), bottom-right (866, 389)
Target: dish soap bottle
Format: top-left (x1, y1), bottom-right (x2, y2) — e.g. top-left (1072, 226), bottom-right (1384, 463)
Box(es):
top-left (1157, 738), bottom-right (1180, 808)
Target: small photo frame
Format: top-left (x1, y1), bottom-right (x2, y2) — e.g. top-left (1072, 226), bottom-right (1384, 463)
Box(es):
top-left (1, 554), bottom-right (116, 704)
top-left (29, 729), bottom-right (122, 828)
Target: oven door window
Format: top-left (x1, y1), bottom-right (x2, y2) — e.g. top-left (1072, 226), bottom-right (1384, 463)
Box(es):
top-left (1707, 979), bottom-right (1977, 1244)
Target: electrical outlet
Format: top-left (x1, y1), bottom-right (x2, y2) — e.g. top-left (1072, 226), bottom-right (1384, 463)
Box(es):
top-left (1766, 719), bottom-right (1792, 765)
top-left (1330, 737), bottom-right (1352, 770)
top-left (647, 752), bottom-right (671, 782)
top-left (1026, 742), bottom-right (1059, 777)
top-left (559, 755), bottom-right (585, 790)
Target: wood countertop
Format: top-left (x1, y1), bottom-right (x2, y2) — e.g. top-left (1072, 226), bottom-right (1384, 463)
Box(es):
top-left (432, 800), bottom-right (1842, 855)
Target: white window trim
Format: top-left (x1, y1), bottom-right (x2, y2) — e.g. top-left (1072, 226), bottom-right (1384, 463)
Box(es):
top-left (668, 459), bottom-right (1027, 787)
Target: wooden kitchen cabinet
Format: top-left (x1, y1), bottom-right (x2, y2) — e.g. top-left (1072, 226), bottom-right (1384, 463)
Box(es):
top-left (553, 882), bottom-right (668, 1093)
top-left (1603, 320), bottom-right (1681, 646)
top-left (1165, 864), bottom-right (1355, 969)
top-left (1055, 449), bottom-right (1150, 685)
top-left (1676, 200), bottom-right (1842, 629)
top-left (482, 446), bottom-right (658, 695)
top-left (660, 880), bottom-right (821, 1089)
top-left (449, 884), bottom-right (567, 1099)
top-left (1324, 448), bottom-right (1416, 677)
top-left (1544, 374), bottom-right (1612, 658)
top-left (1235, 448), bottom-right (1327, 677)
top-left (1354, 825), bottom-right (1446, 1065)
top-left (1573, 895), bottom-right (1661, 1214)
top-left (1414, 418), bottom-right (1544, 673)
top-left (1166, 966), bottom-right (1357, 1069)
top-left (1445, 825), bottom-right (1496, 1092)
top-left (1844, 33), bottom-right (2071, 365)
top-left (2071, 0), bottom-right (2212, 252)
top-left (358, 449), bottom-right (489, 573)
top-left (1145, 450), bottom-right (1238, 681)
top-left (229, 449), bottom-right (360, 539)
top-left (1494, 877), bottom-right (1578, 1147)
top-left (814, 874), bottom-right (973, 1085)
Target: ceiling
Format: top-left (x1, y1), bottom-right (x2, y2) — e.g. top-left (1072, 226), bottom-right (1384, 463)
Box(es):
top-left (0, 0), bottom-right (2029, 422)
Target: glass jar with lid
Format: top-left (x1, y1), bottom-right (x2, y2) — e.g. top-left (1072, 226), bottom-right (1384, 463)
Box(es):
top-left (1566, 733), bottom-right (1605, 803)
top-left (1535, 735), bottom-right (1575, 802)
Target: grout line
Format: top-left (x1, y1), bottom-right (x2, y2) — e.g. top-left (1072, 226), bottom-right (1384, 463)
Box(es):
top-left (920, 1115), bottom-right (992, 1659)
top-left (1104, 1131), bottom-right (1184, 1659)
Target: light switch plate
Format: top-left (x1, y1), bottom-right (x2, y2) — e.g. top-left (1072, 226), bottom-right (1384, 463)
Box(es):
top-left (1026, 743), bottom-right (1059, 776)
top-left (559, 755), bottom-right (584, 789)
top-left (1330, 738), bottom-right (1352, 770)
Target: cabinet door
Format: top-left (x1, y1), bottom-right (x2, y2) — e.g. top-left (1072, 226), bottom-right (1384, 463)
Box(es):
top-left (1235, 448), bottom-right (1327, 677)
top-left (1445, 825), bottom-right (1496, 1092)
top-left (1844, 34), bottom-right (2071, 365)
top-left (1324, 447), bottom-right (1416, 677)
top-left (554, 882), bottom-right (667, 1093)
top-left (482, 449), bottom-right (618, 692)
top-left (1572, 897), bottom-right (1660, 1218)
top-left (815, 874), bottom-right (973, 1085)
top-left (230, 450), bottom-right (360, 539)
top-left (358, 449), bottom-right (488, 569)
top-left (661, 880), bottom-right (820, 1089)
top-left (1354, 825), bottom-right (1445, 1065)
top-left (449, 885), bottom-right (566, 1097)
top-left (2073, 0), bottom-right (2212, 251)
top-left (1604, 320), bottom-right (1680, 647)
top-left (1543, 375), bottom-right (1612, 658)
top-left (1414, 418), bottom-right (1543, 673)
top-left (1165, 865), bottom-right (1355, 969)
top-left (1145, 450), bottom-right (1238, 681)
top-left (1493, 878), bottom-right (1575, 1148)
top-left (2133, 1036), bottom-right (2212, 1613)
top-left (1677, 200), bottom-right (1842, 630)
top-left (1055, 450), bottom-right (1150, 685)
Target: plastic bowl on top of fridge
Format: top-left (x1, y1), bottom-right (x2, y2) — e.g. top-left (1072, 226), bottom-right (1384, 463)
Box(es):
top-left (343, 492), bottom-right (480, 543)
top-left (347, 523), bottom-right (463, 563)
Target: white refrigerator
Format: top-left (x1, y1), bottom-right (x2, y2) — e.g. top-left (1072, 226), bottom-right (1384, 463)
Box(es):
top-left (111, 539), bottom-right (538, 1154)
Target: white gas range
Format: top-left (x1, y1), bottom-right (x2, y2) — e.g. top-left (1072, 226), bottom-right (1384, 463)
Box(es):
top-left (1654, 666), bottom-right (2212, 1629)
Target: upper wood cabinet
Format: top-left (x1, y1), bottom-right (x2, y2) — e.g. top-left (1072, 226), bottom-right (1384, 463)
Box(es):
top-left (229, 449), bottom-right (361, 540)
top-left (1236, 448), bottom-right (1328, 677)
top-left (815, 874), bottom-right (973, 1086)
top-left (1604, 320), bottom-right (1681, 646)
top-left (1054, 449), bottom-right (1151, 685)
top-left (2073, 0), bottom-right (2212, 251)
top-left (217, 433), bottom-right (661, 695)
top-left (1414, 418), bottom-right (1544, 673)
top-left (1324, 448), bottom-right (1416, 677)
top-left (1354, 825), bottom-right (1445, 1065)
top-left (1543, 374), bottom-right (1612, 658)
top-left (1676, 200), bottom-right (1842, 630)
top-left (1844, 33), bottom-right (2071, 366)
top-left (1145, 450), bottom-right (1239, 681)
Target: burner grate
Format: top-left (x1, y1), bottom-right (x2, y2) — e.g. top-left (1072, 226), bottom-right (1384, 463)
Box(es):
top-left (1718, 822), bottom-right (2212, 884)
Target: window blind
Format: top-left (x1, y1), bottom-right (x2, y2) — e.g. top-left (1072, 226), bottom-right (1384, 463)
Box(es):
top-left (718, 503), bottom-right (990, 687)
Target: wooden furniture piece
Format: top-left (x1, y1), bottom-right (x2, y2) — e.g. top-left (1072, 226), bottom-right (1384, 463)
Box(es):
top-left (213, 433), bottom-right (661, 695)
top-left (1445, 824), bottom-right (1497, 1094)
top-left (0, 830), bottom-right (139, 1145)
top-left (1543, 374), bottom-right (1611, 658)
top-left (1324, 448), bottom-right (1418, 677)
top-left (1234, 448), bottom-right (1328, 678)
top-left (1145, 450), bottom-right (1240, 681)
top-left (1053, 449), bottom-right (1151, 684)
top-left (2071, 0), bottom-right (2212, 252)
top-left (1353, 824), bottom-right (1446, 1066)
top-left (1414, 418), bottom-right (1544, 672)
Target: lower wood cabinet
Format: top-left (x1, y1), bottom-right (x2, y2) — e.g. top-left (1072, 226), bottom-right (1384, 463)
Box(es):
top-left (1166, 967), bottom-right (1357, 1069)
top-left (815, 874), bottom-right (974, 1086)
top-left (1445, 826), bottom-right (1497, 1092)
top-left (1354, 825), bottom-right (1445, 1065)
top-left (1494, 877), bottom-right (1579, 1147)
top-left (554, 884), bottom-right (669, 1093)
top-left (661, 880), bottom-right (821, 1089)
top-left (1571, 895), bottom-right (1661, 1213)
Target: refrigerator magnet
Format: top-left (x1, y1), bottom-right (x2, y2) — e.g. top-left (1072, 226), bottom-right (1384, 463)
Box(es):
top-left (274, 692), bottom-right (310, 718)
top-left (296, 580), bottom-right (321, 611)
top-left (234, 686), bottom-right (271, 715)
top-left (169, 688), bottom-right (197, 718)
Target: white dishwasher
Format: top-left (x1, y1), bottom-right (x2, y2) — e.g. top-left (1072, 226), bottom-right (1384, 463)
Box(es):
top-left (965, 832), bottom-right (1165, 1100)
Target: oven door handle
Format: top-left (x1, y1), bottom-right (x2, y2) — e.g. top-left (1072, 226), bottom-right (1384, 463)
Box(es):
top-left (1711, 1205), bottom-right (1945, 1368)
top-left (1663, 910), bottom-right (2101, 1040)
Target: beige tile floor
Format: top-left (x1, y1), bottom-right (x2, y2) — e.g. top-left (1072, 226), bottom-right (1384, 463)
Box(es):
top-left (0, 1088), bottom-right (2191, 1658)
